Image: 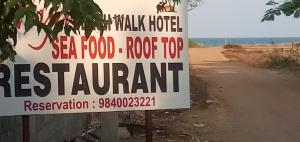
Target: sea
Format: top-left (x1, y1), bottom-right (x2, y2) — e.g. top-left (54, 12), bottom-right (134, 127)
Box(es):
top-left (192, 37), bottom-right (300, 47)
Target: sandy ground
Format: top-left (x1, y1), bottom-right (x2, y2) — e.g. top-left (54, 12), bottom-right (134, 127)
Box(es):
top-left (190, 48), bottom-right (300, 142)
top-left (120, 47), bottom-right (300, 142)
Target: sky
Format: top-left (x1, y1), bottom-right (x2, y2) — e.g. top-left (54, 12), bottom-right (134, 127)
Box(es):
top-left (188, 0), bottom-right (300, 38)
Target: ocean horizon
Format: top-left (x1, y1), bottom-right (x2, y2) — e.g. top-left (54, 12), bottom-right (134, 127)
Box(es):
top-left (192, 37), bottom-right (300, 47)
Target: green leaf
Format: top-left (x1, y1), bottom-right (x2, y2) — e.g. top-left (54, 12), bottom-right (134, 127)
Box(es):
top-left (1, 0), bottom-right (108, 63)
top-left (269, 14), bottom-right (275, 20)
top-left (49, 7), bottom-right (55, 16)
top-left (263, 0), bottom-right (300, 21)
top-left (51, 0), bottom-right (61, 12)
top-left (13, 7), bottom-right (28, 25)
top-left (28, 3), bottom-right (37, 12)
top-left (4, 0), bottom-right (19, 17)
top-left (70, 26), bottom-right (78, 34)
top-left (48, 12), bottom-right (62, 27)
top-left (266, 1), bottom-right (278, 5)
top-left (25, 14), bottom-right (34, 33)
top-left (279, 2), bottom-right (297, 16)
top-left (274, 9), bottom-right (281, 15)
top-left (84, 21), bottom-right (94, 38)
top-left (79, 0), bottom-right (90, 16)
top-left (8, 50), bottom-right (16, 62)
top-left (40, 24), bottom-right (54, 41)
top-left (11, 27), bottom-right (18, 46)
top-left (63, 0), bottom-right (75, 12)
top-left (64, 25), bottom-right (72, 36)
top-left (53, 20), bottom-right (65, 37)
top-left (261, 13), bottom-right (275, 22)
top-left (37, 24), bottom-right (42, 35)
top-left (0, 42), bottom-right (17, 63)
top-left (294, 9), bottom-right (300, 18)
top-left (44, 0), bottom-right (51, 9)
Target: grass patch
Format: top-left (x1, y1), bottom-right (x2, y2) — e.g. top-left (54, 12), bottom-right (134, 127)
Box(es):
top-left (222, 44), bottom-right (300, 77)
top-left (223, 44), bottom-right (243, 50)
top-left (189, 39), bottom-right (206, 48)
top-left (268, 49), bottom-right (299, 68)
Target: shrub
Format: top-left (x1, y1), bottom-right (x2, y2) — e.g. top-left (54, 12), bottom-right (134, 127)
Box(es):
top-left (269, 49), bottom-right (297, 67)
top-left (223, 44), bottom-right (243, 50)
top-left (188, 39), bottom-right (206, 48)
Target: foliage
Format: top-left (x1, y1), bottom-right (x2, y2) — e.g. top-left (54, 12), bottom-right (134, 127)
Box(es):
top-left (188, 39), bottom-right (206, 48)
top-left (170, 0), bottom-right (181, 5)
top-left (171, 0), bottom-right (202, 12)
top-left (0, 0), bottom-right (110, 63)
top-left (268, 44), bottom-right (300, 67)
top-left (269, 50), bottom-right (296, 67)
top-left (0, 0), bottom-right (17, 62)
top-left (189, 39), bottom-right (199, 48)
top-left (187, 0), bottom-right (202, 11)
top-left (262, 0), bottom-right (300, 21)
top-left (223, 44), bottom-right (243, 50)
top-left (291, 42), bottom-right (300, 61)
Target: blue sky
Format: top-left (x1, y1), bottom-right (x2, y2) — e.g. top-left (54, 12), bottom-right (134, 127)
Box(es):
top-left (188, 0), bottom-right (300, 38)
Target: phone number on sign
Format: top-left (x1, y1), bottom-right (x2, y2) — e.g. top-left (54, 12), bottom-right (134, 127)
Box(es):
top-left (98, 97), bottom-right (156, 108)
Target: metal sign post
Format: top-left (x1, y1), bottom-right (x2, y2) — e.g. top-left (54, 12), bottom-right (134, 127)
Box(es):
top-left (22, 115), bottom-right (30, 142)
top-left (145, 110), bottom-right (153, 142)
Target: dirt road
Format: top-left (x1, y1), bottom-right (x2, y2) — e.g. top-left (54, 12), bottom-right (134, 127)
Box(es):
top-left (190, 48), bottom-right (300, 142)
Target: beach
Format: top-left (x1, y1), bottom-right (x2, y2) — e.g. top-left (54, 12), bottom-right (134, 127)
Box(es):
top-left (120, 44), bottom-right (300, 142)
top-left (188, 46), bottom-right (300, 142)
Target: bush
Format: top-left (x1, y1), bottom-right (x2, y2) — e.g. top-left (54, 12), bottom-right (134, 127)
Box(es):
top-left (223, 44), bottom-right (243, 50)
top-left (269, 49), bottom-right (297, 67)
top-left (188, 39), bottom-right (206, 48)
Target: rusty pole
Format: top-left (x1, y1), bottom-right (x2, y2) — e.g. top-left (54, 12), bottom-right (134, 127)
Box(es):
top-left (22, 115), bottom-right (30, 142)
top-left (145, 110), bottom-right (153, 142)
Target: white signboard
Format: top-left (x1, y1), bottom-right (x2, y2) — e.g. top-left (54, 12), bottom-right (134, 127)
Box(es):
top-left (0, 0), bottom-right (190, 116)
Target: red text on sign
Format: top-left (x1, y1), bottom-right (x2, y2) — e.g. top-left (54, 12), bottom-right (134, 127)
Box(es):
top-left (52, 36), bottom-right (77, 59)
top-left (126, 37), bottom-right (158, 59)
top-left (81, 36), bottom-right (115, 59)
top-left (161, 37), bottom-right (183, 59)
